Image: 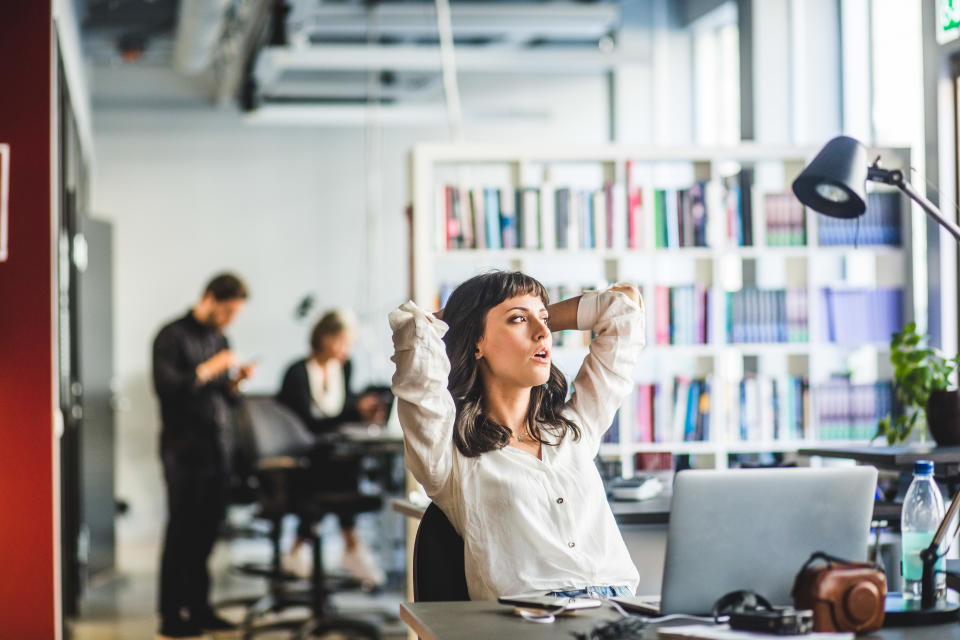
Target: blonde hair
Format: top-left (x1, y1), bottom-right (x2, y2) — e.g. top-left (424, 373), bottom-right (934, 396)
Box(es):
top-left (309, 309), bottom-right (355, 353)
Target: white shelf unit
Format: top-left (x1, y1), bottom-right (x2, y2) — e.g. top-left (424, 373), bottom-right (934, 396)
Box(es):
top-left (408, 143), bottom-right (912, 474)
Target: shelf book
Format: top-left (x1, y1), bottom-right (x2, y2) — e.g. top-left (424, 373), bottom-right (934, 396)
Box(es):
top-left (410, 143), bottom-right (913, 475)
top-left (819, 287), bottom-right (903, 345)
top-left (817, 190), bottom-right (902, 246)
top-left (438, 181), bottom-right (903, 254)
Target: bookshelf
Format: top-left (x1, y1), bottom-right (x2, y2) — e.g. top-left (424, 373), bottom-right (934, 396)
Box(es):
top-left (407, 143), bottom-right (912, 475)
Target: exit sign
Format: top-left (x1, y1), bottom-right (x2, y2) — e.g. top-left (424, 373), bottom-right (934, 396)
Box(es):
top-left (938, 0), bottom-right (960, 44)
top-left (0, 144), bottom-right (7, 262)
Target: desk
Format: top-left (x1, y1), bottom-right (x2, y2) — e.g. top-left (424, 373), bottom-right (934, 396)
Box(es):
top-left (399, 601), bottom-right (960, 640)
top-left (612, 495), bottom-right (672, 525)
top-left (400, 601), bottom-right (624, 640)
top-left (798, 445), bottom-right (960, 476)
top-left (798, 444), bottom-right (960, 517)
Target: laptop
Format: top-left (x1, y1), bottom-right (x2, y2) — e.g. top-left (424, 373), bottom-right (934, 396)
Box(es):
top-left (614, 466), bottom-right (878, 616)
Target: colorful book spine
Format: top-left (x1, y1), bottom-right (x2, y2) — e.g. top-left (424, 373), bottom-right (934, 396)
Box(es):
top-left (818, 190), bottom-right (901, 246)
top-left (554, 188), bottom-right (570, 249)
top-left (733, 375), bottom-right (808, 442)
top-left (763, 192), bottom-right (807, 246)
top-left (815, 378), bottom-right (893, 440)
top-left (602, 411), bottom-right (620, 444)
top-left (520, 187), bottom-right (541, 250)
top-left (483, 187), bottom-right (502, 250)
top-left (654, 286), bottom-right (670, 345)
top-left (626, 161), bottom-right (642, 249)
top-left (470, 189), bottom-right (486, 249)
top-left (640, 377), bottom-right (713, 443)
top-left (500, 188), bottom-right (518, 249)
top-left (635, 384), bottom-right (654, 443)
top-left (445, 185), bottom-right (459, 249)
top-left (654, 285), bottom-right (710, 345)
top-left (818, 288), bottom-right (903, 346)
top-left (654, 189), bottom-right (667, 249)
top-left (726, 288), bottom-right (808, 344)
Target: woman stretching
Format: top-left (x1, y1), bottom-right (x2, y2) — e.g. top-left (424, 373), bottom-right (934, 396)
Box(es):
top-left (389, 271), bottom-right (644, 600)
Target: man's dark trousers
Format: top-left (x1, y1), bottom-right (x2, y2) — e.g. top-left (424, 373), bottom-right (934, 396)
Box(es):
top-left (159, 446), bottom-right (226, 623)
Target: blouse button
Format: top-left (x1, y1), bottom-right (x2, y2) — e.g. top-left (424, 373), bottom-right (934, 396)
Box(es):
top-left (568, 541), bottom-right (575, 548)
top-left (557, 497), bottom-right (564, 504)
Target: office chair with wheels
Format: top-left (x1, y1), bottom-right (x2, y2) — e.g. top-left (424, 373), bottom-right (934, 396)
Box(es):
top-left (413, 502), bottom-right (469, 602)
top-left (232, 395), bottom-right (383, 639)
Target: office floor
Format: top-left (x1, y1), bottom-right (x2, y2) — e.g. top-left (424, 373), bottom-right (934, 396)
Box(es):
top-left (69, 523), bottom-right (408, 640)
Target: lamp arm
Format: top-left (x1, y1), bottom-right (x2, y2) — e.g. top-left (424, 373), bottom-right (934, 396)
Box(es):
top-left (919, 480), bottom-right (960, 608)
top-left (868, 167), bottom-right (960, 242)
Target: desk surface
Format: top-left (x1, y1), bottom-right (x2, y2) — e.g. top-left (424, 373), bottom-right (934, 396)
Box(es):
top-left (798, 445), bottom-right (960, 472)
top-left (400, 600), bottom-right (624, 640)
top-left (400, 601), bottom-right (960, 640)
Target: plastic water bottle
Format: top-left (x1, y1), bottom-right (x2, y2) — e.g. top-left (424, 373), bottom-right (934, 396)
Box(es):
top-left (901, 460), bottom-right (946, 600)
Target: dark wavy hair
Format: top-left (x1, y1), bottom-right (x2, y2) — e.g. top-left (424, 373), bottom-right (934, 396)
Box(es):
top-left (442, 271), bottom-right (581, 457)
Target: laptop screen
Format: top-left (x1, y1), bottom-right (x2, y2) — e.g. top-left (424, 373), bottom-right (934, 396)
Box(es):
top-left (659, 466), bottom-right (878, 615)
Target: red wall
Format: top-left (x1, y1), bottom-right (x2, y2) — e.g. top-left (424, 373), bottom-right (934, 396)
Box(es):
top-left (0, 3), bottom-right (58, 637)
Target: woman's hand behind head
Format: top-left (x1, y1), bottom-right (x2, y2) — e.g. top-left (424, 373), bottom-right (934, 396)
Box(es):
top-left (610, 283), bottom-right (641, 307)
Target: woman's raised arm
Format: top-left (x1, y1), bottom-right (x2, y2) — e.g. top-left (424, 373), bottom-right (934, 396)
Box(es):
top-left (564, 285), bottom-right (645, 455)
top-left (389, 302), bottom-right (458, 500)
top-left (545, 295), bottom-right (581, 332)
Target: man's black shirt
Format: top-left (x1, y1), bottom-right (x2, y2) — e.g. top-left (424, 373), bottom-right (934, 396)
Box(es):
top-left (152, 310), bottom-right (236, 467)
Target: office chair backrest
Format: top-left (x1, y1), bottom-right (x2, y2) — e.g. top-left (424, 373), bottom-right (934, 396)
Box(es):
top-left (236, 395), bottom-right (316, 464)
top-left (413, 502), bottom-right (469, 602)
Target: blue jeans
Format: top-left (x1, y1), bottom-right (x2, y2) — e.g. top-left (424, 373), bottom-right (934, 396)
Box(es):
top-left (546, 585), bottom-right (634, 599)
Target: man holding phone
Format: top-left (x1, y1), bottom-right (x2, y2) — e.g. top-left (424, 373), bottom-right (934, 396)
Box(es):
top-left (152, 273), bottom-right (255, 637)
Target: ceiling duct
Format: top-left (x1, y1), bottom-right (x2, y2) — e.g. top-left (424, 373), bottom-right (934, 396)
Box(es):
top-left (243, 0), bottom-right (623, 115)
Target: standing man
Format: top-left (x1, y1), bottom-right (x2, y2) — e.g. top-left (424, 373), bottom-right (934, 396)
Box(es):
top-left (152, 273), bottom-right (255, 637)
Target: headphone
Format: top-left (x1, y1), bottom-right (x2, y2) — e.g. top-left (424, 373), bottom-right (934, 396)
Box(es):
top-left (711, 590), bottom-right (774, 620)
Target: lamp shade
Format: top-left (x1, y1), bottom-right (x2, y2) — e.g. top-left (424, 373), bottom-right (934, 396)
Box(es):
top-left (791, 135), bottom-right (868, 218)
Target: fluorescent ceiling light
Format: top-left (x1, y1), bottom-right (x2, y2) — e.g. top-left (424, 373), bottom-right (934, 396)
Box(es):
top-left (243, 103), bottom-right (551, 126)
top-left (244, 103), bottom-right (447, 126)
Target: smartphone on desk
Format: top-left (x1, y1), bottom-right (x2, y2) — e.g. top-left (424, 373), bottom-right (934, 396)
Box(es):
top-left (497, 595), bottom-right (603, 611)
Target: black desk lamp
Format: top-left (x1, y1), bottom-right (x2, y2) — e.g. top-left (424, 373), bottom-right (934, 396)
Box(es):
top-left (792, 135), bottom-right (960, 240)
top-left (793, 136), bottom-right (960, 618)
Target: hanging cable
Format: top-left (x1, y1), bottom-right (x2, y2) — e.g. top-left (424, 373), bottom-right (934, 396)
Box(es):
top-left (361, 4), bottom-right (386, 381)
top-left (434, 0), bottom-right (463, 140)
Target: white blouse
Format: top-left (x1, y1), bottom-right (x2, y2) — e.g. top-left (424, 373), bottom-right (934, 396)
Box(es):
top-left (389, 288), bottom-right (645, 600)
top-left (305, 357), bottom-right (345, 418)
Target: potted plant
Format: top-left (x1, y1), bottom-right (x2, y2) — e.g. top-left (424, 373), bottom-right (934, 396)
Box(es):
top-left (876, 322), bottom-right (960, 445)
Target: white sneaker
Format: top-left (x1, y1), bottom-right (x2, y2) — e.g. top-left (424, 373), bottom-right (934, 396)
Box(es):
top-left (281, 545), bottom-right (312, 579)
top-left (341, 543), bottom-right (386, 589)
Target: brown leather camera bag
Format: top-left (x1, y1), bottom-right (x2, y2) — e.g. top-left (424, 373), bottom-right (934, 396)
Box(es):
top-left (791, 551), bottom-right (886, 633)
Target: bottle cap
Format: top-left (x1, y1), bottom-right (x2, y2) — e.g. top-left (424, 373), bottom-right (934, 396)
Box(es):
top-left (914, 460), bottom-right (934, 475)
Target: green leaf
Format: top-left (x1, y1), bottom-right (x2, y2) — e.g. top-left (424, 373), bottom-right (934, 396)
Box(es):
top-left (874, 415), bottom-right (891, 443)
